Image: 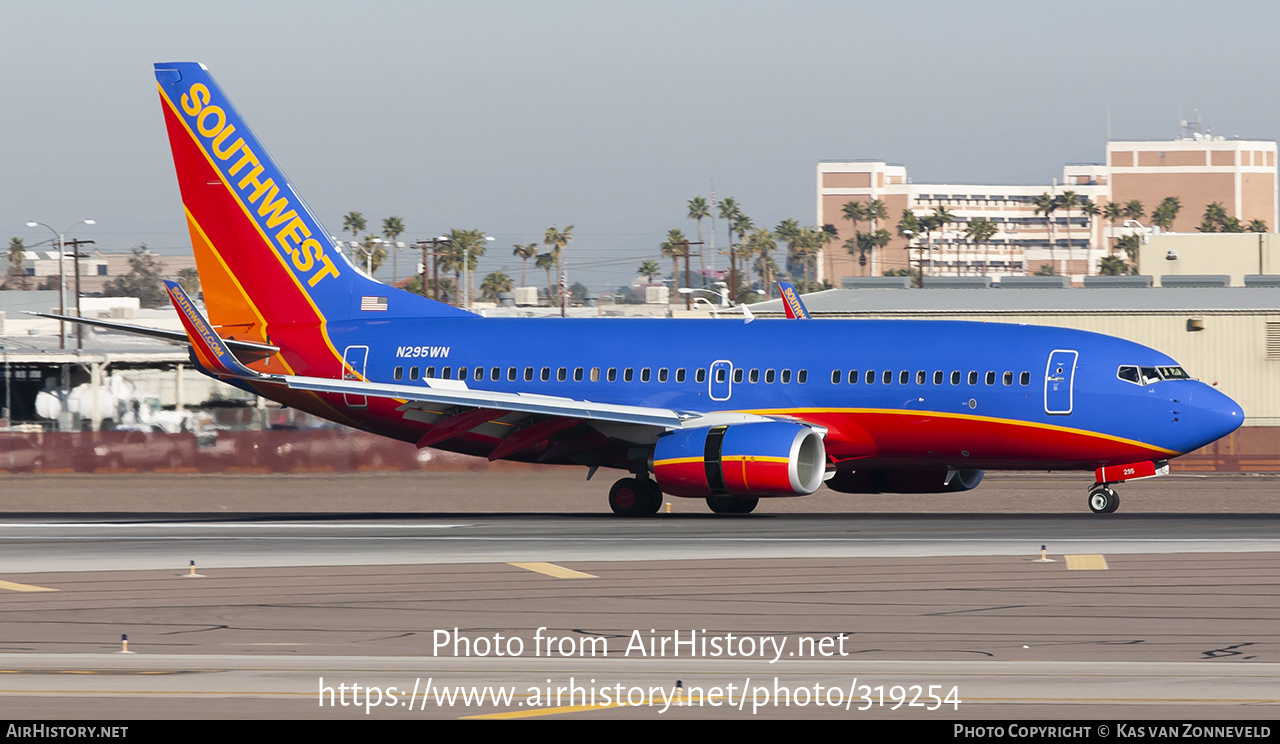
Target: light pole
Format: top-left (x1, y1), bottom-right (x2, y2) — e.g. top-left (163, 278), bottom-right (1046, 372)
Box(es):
top-left (357, 238), bottom-right (382, 276)
top-left (26, 219), bottom-right (94, 349)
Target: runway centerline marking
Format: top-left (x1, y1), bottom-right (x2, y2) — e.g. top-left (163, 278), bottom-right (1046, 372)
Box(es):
top-left (1065, 554), bottom-right (1109, 570)
top-left (508, 562), bottom-right (597, 579)
top-left (0, 579), bottom-right (57, 592)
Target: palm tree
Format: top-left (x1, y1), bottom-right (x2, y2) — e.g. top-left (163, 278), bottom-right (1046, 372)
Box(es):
top-left (1122, 200), bottom-right (1145, 223)
top-left (841, 201), bottom-right (866, 276)
top-left (774, 218), bottom-right (802, 284)
top-left (732, 212), bottom-right (754, 296)
top-left (746, 228), bottom-right (777, 297)
top-left (863, 199), bottom-right (889, 275)
top-left (929, 206), bottom-right (956, 274)
top-left (1081, 200), bottom-right (1100, 257)
top-left (5, 237), bottom-right (31, 290)
top-left (535, 252), bottom-right (557, 303)
top-left (687, 196), bottom-right (710, 274)
top-left (1098, 255), bottom-right (1131, 276)
top-left (1057, 191), bottom-right (1079, 274)
top-left (1103, 202), bottom-right (1124, 254)
top-left (1248, 219), bottom-right (1269, 233)
top-left (1151, 197), bottom-right (1181, 232)
top-left (543, 225), bottom-right (573, 312)
top-left (637, 259), bottom-right (661, 284)
top-left (965, 218), bottom-right (999, 276)
top-left (479, 270), bottom-right (513, 303)
top-left (381, 216), bottom-right (406, 282)
top-left (896, 210), bottom-right (923, 287)
top-left (1033, 193), bottom-right (1058, 272)
top-left (512, 243), bottom-right (538, 286)
top-left (718, 197), bottom-right (742, 294)
top-left (443, 228), bottom-right (489, 305)
top-left (660, 228), bottom-right (688, 297)
top-left (342, 212), bottom-right (366, 244)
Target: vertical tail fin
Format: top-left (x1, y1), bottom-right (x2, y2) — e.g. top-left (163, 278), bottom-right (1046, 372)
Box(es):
top-left (153, 62), bottom-right (471, 346)
top-left (777, 281), bottom-right (811, 319)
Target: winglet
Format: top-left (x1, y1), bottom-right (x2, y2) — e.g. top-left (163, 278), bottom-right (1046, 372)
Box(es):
top-left (778, 281), bottom-right (811, 319)
top-left (164, 280), bottom-right (261, 378)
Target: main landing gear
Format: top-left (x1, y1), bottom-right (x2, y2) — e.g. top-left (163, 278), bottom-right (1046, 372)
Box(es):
top-left (706, 496), bottom-right (759, 514)
top-left (1087, 483), bottom-right (1120, 514)
top-left (609, 477), bottom-right (663, 517)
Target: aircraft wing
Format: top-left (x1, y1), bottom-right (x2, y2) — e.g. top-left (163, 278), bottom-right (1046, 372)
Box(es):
top-left (278, 375), bottom-right (691, 429)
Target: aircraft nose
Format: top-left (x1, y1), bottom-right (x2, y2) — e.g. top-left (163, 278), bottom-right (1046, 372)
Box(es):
top-left (1185, 384), bottom-right (1244, 448)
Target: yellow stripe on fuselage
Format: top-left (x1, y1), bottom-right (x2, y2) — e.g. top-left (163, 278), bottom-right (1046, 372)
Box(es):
top-left (741, 407), bottom-right (1179, 456)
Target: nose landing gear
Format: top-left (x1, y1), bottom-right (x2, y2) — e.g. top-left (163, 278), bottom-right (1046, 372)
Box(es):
top-left (1087, 484), bottom-right (1120, 514)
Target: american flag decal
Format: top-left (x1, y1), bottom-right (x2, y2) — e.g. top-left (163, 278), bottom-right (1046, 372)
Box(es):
top-left (360, 296), bottom-right (388, 312)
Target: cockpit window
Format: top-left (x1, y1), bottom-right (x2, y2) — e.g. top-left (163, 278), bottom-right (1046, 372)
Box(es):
top-left (1117, 364), bottom-right (1191, 385)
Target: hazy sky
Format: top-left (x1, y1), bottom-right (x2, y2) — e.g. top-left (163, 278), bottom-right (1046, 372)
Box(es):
top-left (4, 1), bottom-right (1280, 289)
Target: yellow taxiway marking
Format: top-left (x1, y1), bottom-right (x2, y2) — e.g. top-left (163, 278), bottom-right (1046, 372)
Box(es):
top-left (0, 580), bottom-right (57, 592)
top-left (508, 562), bottom-right (597, 579)
top-left (1065, 554), bottom-right (1109, 570)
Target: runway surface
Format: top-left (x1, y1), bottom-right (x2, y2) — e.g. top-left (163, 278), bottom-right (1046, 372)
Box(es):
top-left (0, 471), bottom-right (1277, 720)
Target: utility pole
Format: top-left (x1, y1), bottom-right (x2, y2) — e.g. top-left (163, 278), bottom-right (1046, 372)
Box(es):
top-left (414, 237), bottom-right (449, 301)
top-left (63, 239), bottom-right (95, 349)
top-left (677, 240), bottom-right (704, 310)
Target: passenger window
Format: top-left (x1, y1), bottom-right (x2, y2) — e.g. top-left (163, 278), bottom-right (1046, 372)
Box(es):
top-left (1003, 371), bottom-right (1013, 386)
top-left (659, 368), bottom-right (669, 383)
top-left (695, 368), bottom-right (706, 383)
top-left (967, 371), bottom-right (978, 385)
top-left (508, 367), bottom-right (517, 381)
top-left (641, 367), bottom-right (652, 382)
top-left (831, 370), bottom-right (841, 384)
top-left (865, 370), bottom-right (875, 385)
top-left (733, 368), bottom-right (743, 383)
top-left (797, 370), bottom-right (807, 383)
top-left (409, 366), bottom-right (419, 381)
top-left (457, 367), bottom-right (468, 381)
top-left (950, 370), bottom-right (960, 385)
top-left (676, 368), bottom-right (686, 383)
top-left (607, 367), bottom-right (617, 382)
top-left (425, 366), bottom-right (435, 379)
top-left (766, 369), bottom-right (776, 384)
top-left (557, 367), bottom-right (567, 382)
top-left (540, 367), bottom-right (550, 381)
top-left (882, 370), bottom-right (892, 385)
top-left (848, 370), bottom-right (859, 384)
top-left (715, 368), bottom-right (726, 383)
top-left (750, 369), bottom-right (759, 383)
top-left (524, 367), bottom-right (534, 381)
top-left (916, 370), bottom-right (926, 385)
top-left (442, 367), bottom-right (453, 380)
top-left (985, 371), bottom-right (995, 385)
top-left (898, 370), bottom-right (908, 385)
top-left (574, 368), bottom-right (584, 382)
top-left (491, 367), bottom-right (500, 381)
top-left (1020, 371), bottom-right (1031, 385)
top-left (933, 370), bottom-right (943, 385)
top-left (590, 367), bottom-right (600, 382)
top-left (782, 369), bottom-right (792, 384)
top-left (624, 368), bottom-right (634, 382)
top-left (394, 366), bottom-right (403, 381)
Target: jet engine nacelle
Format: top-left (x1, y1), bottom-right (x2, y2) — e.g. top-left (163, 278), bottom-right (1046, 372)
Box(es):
top-left (826, 468), bottom-right (985, 494)
top-left (653, 422), bottom-right (827, 498)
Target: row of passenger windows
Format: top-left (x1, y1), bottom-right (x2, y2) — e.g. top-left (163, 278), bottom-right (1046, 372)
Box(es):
top-left (390, 365), bottom-right (1032, 388)
top-left (831, 369), bottom-right (1033, 387)
top-left (391, 365), bottom-right (811, 384)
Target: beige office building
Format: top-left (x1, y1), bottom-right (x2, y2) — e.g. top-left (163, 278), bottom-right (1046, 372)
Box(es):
top-left (818, 134), bottom-right (1277, 287)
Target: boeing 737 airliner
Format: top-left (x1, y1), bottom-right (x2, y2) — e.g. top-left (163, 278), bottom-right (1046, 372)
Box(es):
top-left (48, 63), bottom-right (1245, 515)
